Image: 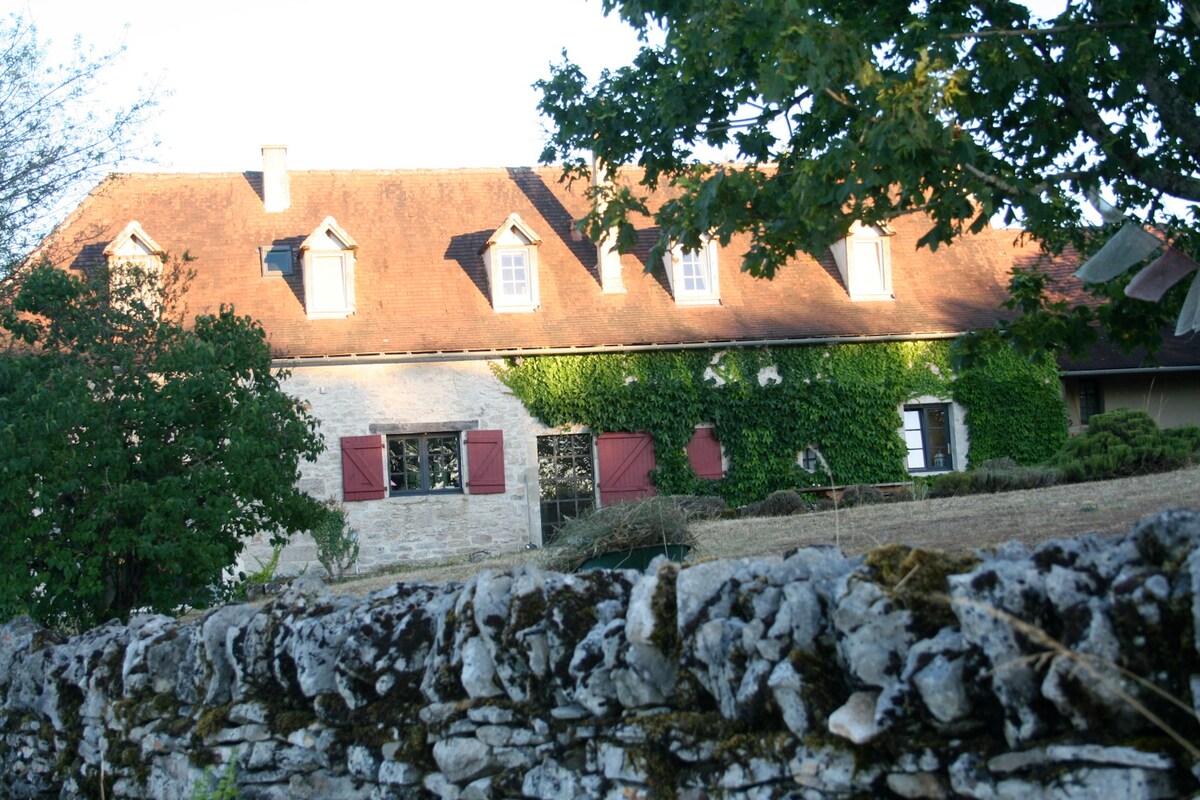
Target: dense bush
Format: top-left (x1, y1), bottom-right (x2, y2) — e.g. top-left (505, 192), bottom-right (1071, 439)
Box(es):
top-left (0, 263), bottom-right (326, 630)
top-left (673, 495), bottom-right (729, 521)
top-left (840, 484), bottom-right (887, 507)
top-left (1050, 409), bottom-right (1200, 482)
top-left (742, 490), bottom-right (812, 517)
top-left (932, 457), bottom-right (1061, 497)
top-left (932, 471), bottom-right (976, 497)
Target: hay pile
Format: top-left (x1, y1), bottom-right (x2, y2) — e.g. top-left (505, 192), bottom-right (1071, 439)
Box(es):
top-left (540, 496), bottom-right (698, 573)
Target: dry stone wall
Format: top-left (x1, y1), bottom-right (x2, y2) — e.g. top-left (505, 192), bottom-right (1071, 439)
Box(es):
top-left (2, 510), bottom-right (1199, 799)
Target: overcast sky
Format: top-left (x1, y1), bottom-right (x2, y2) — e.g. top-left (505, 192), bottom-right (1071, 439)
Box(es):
top-left (16, 0), bottom-right (650, 173)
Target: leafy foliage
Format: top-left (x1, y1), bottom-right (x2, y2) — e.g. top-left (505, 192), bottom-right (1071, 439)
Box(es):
top-left (0, 15), bottom-right (154, 275)
top-left (311, 500), bottom-right (360, 579)
top-left (495, 341), bottom-right (1066, 506)
top-left (0, 262), bottom-right (326, 630)
top-left (951, 343), bottom-right (1068, 465)
top-left (537, 0), bottom-right (1199, 355)
top-left (1049, 408), bottom-right (1200, 482)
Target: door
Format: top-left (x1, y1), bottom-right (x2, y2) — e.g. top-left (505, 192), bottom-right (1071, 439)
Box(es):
top-left (596, 432), bottom-right (657, 505)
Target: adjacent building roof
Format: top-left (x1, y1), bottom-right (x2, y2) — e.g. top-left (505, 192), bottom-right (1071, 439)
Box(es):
top-left (41, 166), bottom-right (1020, 361)
top-left (1002, 227), bottom-right (1200, 372)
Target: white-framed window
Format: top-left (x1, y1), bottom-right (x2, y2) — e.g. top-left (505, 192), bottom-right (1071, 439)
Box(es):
top-left (831, 222), bottom-right (895, 301)
top-left (260, 245), bottom-right (294, 276)
top-left (104, 221), bottom-right (165, 313)
top-left (663, 240), bottom-right (720, 305)
top-left (499, 250), bottom-right (530, 301)
top-left (300, 217), bottom-right (357, 319)
top-left (903, 404), bottom-right (953, 472)
top-left (482, 213), bottom-right (541, 312)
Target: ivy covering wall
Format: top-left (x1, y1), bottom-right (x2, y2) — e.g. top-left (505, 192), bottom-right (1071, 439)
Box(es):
top-left (494, 341), bottom-right (1068, 506)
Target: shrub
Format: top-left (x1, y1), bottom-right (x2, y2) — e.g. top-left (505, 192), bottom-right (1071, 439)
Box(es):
top-left (742, 490), bottom-right (812, 517)
top-left (840, 484), bottom-right (886, 507)
top-left (311, 501), bottom-right (359, 579)
top-left (673, 495), bottom-right (729, 521)
top-left (972, 462), bottom-right (1061, 493)
top-left (541, 496), bottom-right (694, 573)
top-left (932, 471), bottom-right (975, 497)
top-left (1050, 409), bottom-right (1199, 482)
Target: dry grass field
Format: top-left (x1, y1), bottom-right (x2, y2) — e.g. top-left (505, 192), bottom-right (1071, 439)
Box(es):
top-left (334, 466), bottom-right (1200, 595)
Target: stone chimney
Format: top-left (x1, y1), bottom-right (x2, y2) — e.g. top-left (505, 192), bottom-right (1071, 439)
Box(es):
top-left (262, 145), bottom-right (290, 213)
top-left (593, 155), bottom-right (626, 294)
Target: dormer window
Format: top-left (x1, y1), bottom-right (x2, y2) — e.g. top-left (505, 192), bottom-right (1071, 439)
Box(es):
top-left (831, 222), bottom-right (895, 301)
top-left (300, 216), bottom-right (357, 319)
top-left (104, 221), bottom-right (164, 272)
top-left (481, 213), bottom-right (541, 312)
top-left (104, 221), bottom-right (165, 311)
top-left (663, 239), bottom-right (720, 306)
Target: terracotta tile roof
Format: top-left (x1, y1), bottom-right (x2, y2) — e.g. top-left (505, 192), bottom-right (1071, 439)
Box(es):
top-left (43, 167), bottom-right (1026, 359)
top-left (994, 227), bottom-right (1200, 370)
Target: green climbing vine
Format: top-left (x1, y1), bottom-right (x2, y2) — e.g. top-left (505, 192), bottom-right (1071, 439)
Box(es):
top-left (494, 341), bottom-right (1066, 506)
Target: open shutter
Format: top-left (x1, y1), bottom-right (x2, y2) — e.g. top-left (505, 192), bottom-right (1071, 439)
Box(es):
top-left (596, 432), bottom-right (657, 506)
top-left (341, 435), bottom-right (385, 501)
top-left (466, 430), bottom-right (505, 494)
top-left (686, 427), bottom-right (724, 480)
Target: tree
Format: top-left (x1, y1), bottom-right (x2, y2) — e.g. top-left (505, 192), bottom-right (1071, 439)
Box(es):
top-left (537, 0), bottom-right (1199, 356)
top-left (0, 261), bottom-right (327, 630)
top-left (0, 14), bottom-right (154, 276)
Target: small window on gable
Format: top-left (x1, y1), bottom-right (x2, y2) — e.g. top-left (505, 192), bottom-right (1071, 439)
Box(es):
top-left (103, 221), bottom-right (165, 312)
top-left (300, 216), bottom-right (357, 319)
top-left (831, 222), bottom-right (895, 301)
top-left (260, 245), bottom-right (294, 276)
top-left (481, 213), bottom-right (541, 312)
top-left (663, 240), bottom-right (720, 306)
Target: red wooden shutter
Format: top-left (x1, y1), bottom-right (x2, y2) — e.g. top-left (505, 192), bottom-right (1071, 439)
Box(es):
top-left (341, 435), bottom-right (386, 501)
top-left (687, 427), bottom-right (724, 480)
top-left (596, 432), bottom-right (657, 506)
top-left (466, 430), bottom-right (505, 494)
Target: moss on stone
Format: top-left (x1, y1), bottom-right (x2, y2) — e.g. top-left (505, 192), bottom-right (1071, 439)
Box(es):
top-left (194, 702), bottom-right (232, 741)
top-left (649, 565), bottom-right (681, 658)
top-left (863, 544), bottom-right (979, 637)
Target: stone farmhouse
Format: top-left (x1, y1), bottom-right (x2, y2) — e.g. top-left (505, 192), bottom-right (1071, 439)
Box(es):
top-left (40, 147), bottom-right (1199, 574)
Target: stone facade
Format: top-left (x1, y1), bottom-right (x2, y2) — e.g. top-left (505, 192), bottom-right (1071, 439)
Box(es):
top-left (2, 510), bottom-right (1197, 799)
top-left (242, 359), bottom-right (553, 575)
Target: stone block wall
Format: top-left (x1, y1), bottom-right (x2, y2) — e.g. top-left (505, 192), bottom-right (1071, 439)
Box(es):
top-left (2, 510), bottom-right (1198, 799)
top-left (244, 360), bottom-right (553, 575)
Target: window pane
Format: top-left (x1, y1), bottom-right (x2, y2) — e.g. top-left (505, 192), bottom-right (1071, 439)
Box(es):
top-left (388, 434), bottom-right (461, 494)
top-left (310, 254), bottom-right (346, 311)
top-left (680, 250), bottom-right (707, 293)
top-left (903, 404), bottom-right (952, 472)
top-left (924, 407), bottom-right (951, 469)
top-left (389, 437), bottom-right (421, 492)
top-left (537, 433), bottom-right (595, 543)
top-left (426, 436), bottom-right (462, 490)
top-left (851, 239), bottom-right (885, 294)
top-left (262, 247), bottom-right (292, 275)
top-left (500, 251), bottom-right (528, 298)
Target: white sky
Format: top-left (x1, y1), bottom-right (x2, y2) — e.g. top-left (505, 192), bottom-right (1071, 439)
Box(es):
top-left (14, 0), bottom-right (1071, 178)
top-left (15, 0), bottom-right (650, 173)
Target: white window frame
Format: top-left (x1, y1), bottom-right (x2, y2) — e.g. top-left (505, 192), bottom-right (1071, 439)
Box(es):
top-left (482, 213), bottom-right (541, 313)
top-left (300, 218), bottom-right (357, 320)
top-left (663, 239), bottom-right (720, 306)
top-left (104, 221), bottom-right (165, 315)
top-left (831, 222), bottom-right (895, 301)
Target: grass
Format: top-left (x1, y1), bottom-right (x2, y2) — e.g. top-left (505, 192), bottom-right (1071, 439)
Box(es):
top-left (331, 466), bottom-right (1200, 596)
